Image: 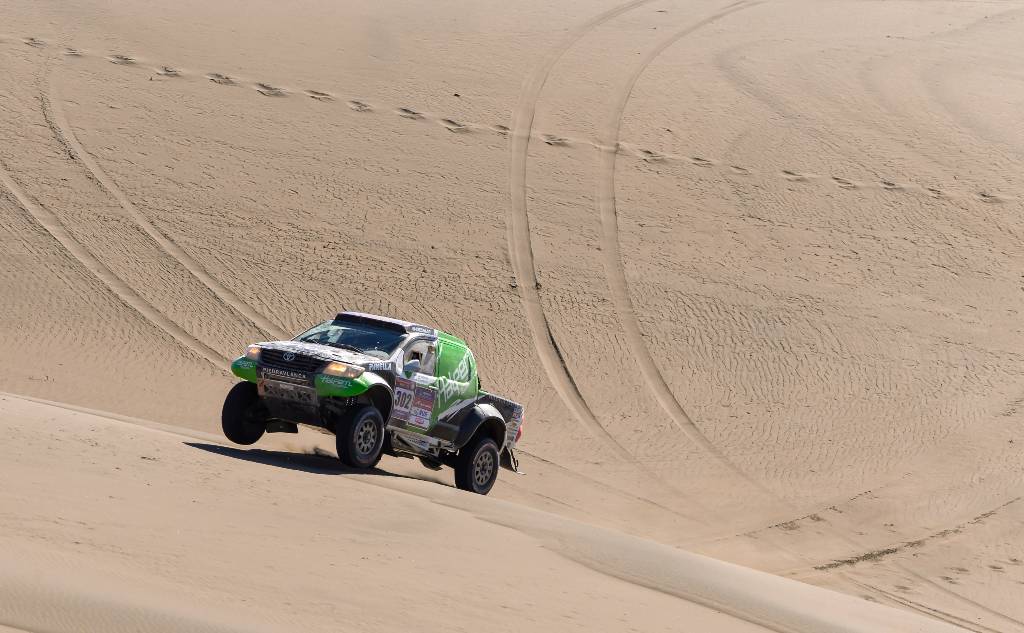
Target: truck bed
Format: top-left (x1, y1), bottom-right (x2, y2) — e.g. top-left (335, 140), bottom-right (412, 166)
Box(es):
top-left (477, 391), bottom-right (524, 452)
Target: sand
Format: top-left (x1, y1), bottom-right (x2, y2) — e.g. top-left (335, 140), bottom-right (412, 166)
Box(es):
top-left (1, 0), bottom-right (1022, 630)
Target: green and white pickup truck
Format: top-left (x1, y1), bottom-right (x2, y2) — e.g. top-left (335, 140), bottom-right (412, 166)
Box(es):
top-left (224, 312), bottom-right (524, 494)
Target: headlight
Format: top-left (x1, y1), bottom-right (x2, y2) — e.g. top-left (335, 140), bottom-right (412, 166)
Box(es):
top-left (245, 345), bottom-right (261, 361)
top-left (322, 362), bottom-right (364, 379)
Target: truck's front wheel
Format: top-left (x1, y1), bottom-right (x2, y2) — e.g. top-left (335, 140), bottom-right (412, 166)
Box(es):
top-left (336, 405), bottom-right (385, 469)
top-left (222, 381), bottom-right (265, 445)
top-left (454, 436), bottom-right (499, 495)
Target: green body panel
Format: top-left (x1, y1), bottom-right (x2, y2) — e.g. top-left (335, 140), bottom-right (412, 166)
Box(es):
top-left (431, 336), bottom-right (478, 425)
top-left (231, 356), bottom-right (259, 383)
top-left (315, 371), bottom-right (381, 398)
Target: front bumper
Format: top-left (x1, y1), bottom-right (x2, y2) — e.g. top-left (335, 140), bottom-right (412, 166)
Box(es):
top-left (230, 356), bottom-right (372, 398)
top-left (230, 356), bottom-right (365, 429)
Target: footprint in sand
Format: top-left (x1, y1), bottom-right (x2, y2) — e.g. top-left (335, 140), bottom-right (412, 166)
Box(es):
top-left (206, 73), bottom-right (235, 85)
top-left (832, 176), bottom-right (856, 189)
top-left (978, 192), bottom-right (1002, 203)
top-left (492, 124), bottom-right (510, 136)
top-left (24, 37), bottom-right (45, 47)
top-left (440, 119), bottom-right (470, 133)
top-left (729, 165), bottom-right (751, 175)
top-left (305, 90), bottom-right (333, 102)
top-left (347, 100), bottom-right (372, 112)
top-left (156, 66), bottom-right (181, 77)
top-left (109, 54), bottom-right (135, 65)
top-left (541, 134), bottom-right (569, 146)
top-left (255, 83), bottom-right (286, 97)
top-left (926, 186), bottom-right (944, 198)
top-left (64, 47), bottom-right (83, 57)
top-left (397, 107), bottom-right (424, 119)
top-left (689, 156), bottom-right (714, 168)
top-left (782, 169), bottom-right (808, 182)
top-left (639, 149), bottom-right (664, 162)
top-left (880, 180), bottom-right (902, 191)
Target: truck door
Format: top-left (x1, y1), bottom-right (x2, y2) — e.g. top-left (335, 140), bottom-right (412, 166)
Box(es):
top-left (432, 341), bottom-right (478, 425)
top-left (392, 338), bottom-right (438, 433)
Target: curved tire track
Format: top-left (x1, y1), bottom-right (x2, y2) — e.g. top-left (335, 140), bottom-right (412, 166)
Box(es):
top-left (0, 163), bottom-right (227, 369)
top-left (595, 0), bottom-right (774, 493)
top-left (508, 0), bottom-right (656, 458)
top-left (44, 67), bottom-right (288, 341)
top-left (597, 9), bottom-right (1024, 628)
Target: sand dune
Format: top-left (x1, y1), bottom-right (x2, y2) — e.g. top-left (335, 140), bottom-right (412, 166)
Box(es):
top-left (0, 394), bottom-right (969, 633)
top-left (2, 0), bottom-right (1023, 630)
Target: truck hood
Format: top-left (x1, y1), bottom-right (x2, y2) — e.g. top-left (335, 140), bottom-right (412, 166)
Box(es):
top-left (256, 340), bottom-right (392, 368)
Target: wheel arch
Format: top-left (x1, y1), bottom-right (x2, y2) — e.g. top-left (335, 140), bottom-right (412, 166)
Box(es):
top-left (361, 384), bottom-right (393, 422)
top-left (454, 403), bottom-right (506, 451)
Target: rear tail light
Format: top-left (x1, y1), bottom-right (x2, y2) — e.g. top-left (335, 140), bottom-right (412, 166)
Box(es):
top-left (515, 420), bottom-right (524, 442)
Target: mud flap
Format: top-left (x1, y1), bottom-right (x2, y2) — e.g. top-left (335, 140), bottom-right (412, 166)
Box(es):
top-left (500, 447), bottom-right (523, 474)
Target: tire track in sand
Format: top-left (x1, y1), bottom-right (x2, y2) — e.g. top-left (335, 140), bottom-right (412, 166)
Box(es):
top-left (850, 580), bottom-right (1006, 633)
top-left (508, 0), bottom-right (656, 458)
top-left (0, 163), bottom-right (227, 369)
top-left (597, 11), bottom-right (1024, 629)
top-left (595, 1), bottom-right (774, 493)
top-left (43, 67), bottom-right (289, 341)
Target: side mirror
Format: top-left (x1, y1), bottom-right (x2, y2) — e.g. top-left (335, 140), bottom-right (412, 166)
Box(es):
top-left (404, 359), bottom-right (421, 375)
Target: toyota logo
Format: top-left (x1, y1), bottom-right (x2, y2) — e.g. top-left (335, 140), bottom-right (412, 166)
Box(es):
top-left (282, 351), bottom-right (296, 362)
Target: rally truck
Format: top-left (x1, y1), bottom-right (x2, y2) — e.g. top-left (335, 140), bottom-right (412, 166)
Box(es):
top-left (222, 312), bottom-right (524, 495)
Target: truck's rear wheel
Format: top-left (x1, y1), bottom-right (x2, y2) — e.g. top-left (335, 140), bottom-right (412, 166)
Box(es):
top-left (454, 436), bottom-right (499, 495)
top-left (336, 405), bottom-right (385, 469)
top-left (222, 381), bottom-right (265, 445)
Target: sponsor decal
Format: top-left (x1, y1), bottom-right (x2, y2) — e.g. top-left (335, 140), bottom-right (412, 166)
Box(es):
top-left (437, 351), bottom-right (471, 401)
top-left (411, 373), bottom-right (434, 385)
top-left (408, 412), bottom-right (431, 429)
top-left (366, 362), bottom-right (394, 373)
top-left (261, 366), bottom-right (307, 381)
top-left (405, 384), bottom-right (436, 430)
top-left (320, 375), bottom-right (352, 388)
top-left (411, 386), bottom-right (436, 426)
top-left (393, 378), bottom-right (416, 422)
top-left (236, 359), bottom-right (256, 369)
top-left (413, 386), bottom-right (434, 410)
top-left (408, 325), bottom-right (435, 335)
top-left (397, 433), bottom-right (432, 451)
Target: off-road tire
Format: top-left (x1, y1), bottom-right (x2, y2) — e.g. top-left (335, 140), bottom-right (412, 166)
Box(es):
top-left (222, 381), bottom-right (265, 445)
top-left (336, 405), bottom-right (385, 469)
top-left (454, 436), bottom-right (499, 495)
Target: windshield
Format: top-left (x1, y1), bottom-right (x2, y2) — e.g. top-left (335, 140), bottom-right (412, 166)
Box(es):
top-left (293, 321), bottom-right (406, 358)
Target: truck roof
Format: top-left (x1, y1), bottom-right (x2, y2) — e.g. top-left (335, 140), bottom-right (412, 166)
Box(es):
top-left (336, 311), bottom-right (432, 334)
top-left (335, 312), bottom-right (467, 347)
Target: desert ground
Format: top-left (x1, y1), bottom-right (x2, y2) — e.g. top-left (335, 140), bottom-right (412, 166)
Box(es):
top-left (1, 0), bottom-right (1023, 631)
